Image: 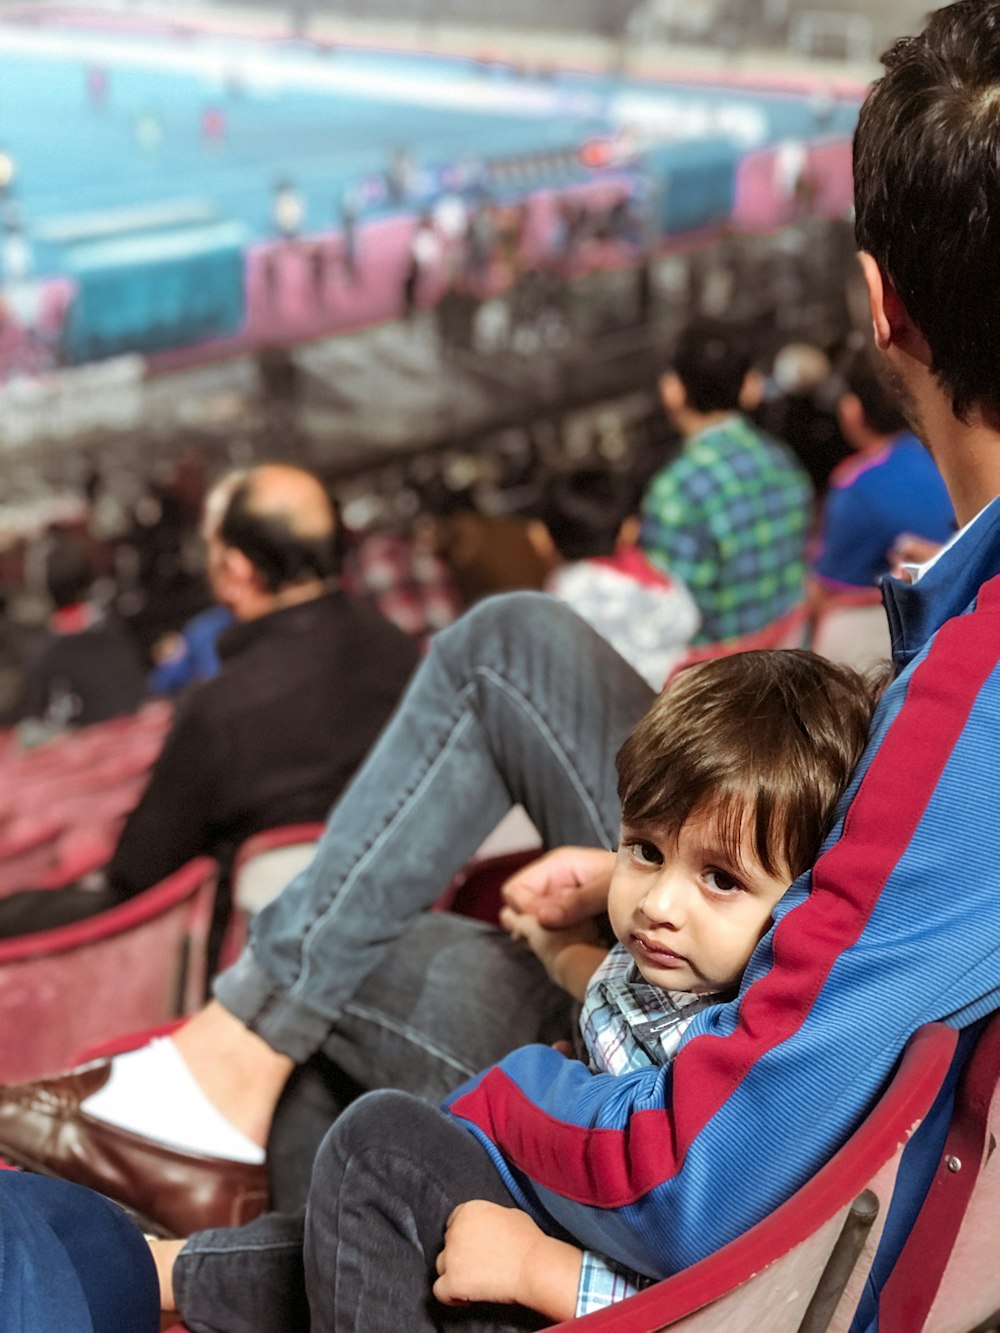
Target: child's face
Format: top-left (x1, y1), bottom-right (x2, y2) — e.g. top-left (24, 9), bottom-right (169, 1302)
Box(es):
top-left (608, 809), bottom-right (792, 995)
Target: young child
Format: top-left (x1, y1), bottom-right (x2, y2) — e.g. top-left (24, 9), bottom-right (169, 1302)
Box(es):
top-left (433, 647), bottom-right (878, 1322)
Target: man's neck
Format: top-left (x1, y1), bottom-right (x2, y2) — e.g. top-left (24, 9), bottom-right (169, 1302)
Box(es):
top-left (234, 578), bottom-right (331, 623)
top-left (916, 395), bottom-right (1000, 526)
top-left (677, 407), bottom-right (738, 439)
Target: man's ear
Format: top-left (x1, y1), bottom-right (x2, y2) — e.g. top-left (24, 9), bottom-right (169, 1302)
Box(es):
top-left (858, 252), bottom-right (931, 365)
top-left (223, 546), bottom-right (258, 590)
top-left (659, 371), bottom-right (686, 415)
top-left (837, 393), bottom-right (865, 444)
top-left (739, 368), bottom-right (764, 413)
top-left (858, 252), bottom-right (893, 349)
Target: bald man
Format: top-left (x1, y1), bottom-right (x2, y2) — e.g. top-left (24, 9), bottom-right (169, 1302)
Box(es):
top-left (0, 464), bottom-right (419, 937)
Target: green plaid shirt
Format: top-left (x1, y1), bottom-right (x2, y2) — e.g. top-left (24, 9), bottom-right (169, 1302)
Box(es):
top-left (639, 415), bottom-right (813, 644)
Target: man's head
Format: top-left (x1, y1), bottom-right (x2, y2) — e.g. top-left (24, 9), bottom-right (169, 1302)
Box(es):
top-left (531, 468), bottom-right (643, 565)
top-left (202, 464), bottom-right (339, 620)
top-left (45, 532), bottom-right (94, 611)
top-left (854, 1), bottom-right (1000, 450)
top-left (658, 323), bottom-right (753, 431)
top-left (837, 349), bottom-right (909, 451)
top-left (610, 649), bottom-right (876, 994)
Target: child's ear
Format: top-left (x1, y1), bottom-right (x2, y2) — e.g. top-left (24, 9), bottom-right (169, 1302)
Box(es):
top-left (617, 514), bottom-right (641, 548)
top-left (526, 520), bottom-right (557, 565)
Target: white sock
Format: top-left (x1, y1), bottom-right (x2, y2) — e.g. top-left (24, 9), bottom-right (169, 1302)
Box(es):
top-left (82, 1038), bottom-right (266, 1165)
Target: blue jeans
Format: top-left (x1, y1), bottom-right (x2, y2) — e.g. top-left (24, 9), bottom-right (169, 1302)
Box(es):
top-left (176, 1092), bottom-right (549, 1333)
top-left (215, 592), bottom-right (653, 1071)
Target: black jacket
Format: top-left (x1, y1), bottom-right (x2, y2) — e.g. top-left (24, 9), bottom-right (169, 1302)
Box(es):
top-left (108, 590), bottom-right (417, 896)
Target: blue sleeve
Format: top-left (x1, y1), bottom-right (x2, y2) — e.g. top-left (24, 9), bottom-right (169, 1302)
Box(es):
top-left (812, 484), bottom-right (887, 588)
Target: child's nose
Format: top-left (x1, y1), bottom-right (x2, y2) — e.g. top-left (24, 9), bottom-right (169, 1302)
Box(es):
top-left (638, 872), bottom-right (687, 927)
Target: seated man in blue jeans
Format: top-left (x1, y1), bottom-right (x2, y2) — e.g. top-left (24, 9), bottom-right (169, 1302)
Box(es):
top-left (2, 2), bottom-right (1000, 1325)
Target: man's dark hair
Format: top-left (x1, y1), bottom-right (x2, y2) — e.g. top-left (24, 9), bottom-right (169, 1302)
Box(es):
top-left (219, 476), bottom-right (340, 593)
top-left (617, 650), bottom-right (877, 882)
top-left (854, 0), bottom-right (1000, 427)
top-left (670, 324), bottom-right (751, 414)
top-left (842, 350), bottom-right (908, 438)
top-left (540, 468), bottom-right (643, 562)
top-left (45, 532), bottom-right (94, 610)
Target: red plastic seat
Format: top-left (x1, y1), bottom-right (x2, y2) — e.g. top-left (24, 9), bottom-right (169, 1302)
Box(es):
top-left (0, 857), bottom-right (217, 1085)
top-left (666, 603), bottom-right (809, 683)
top-left (553, 1023), bottom-right (957, 1331)
top-left (878, 1010), bottom-right (1000, 1332)
top-left (810, 588), bottom-right (891, 672)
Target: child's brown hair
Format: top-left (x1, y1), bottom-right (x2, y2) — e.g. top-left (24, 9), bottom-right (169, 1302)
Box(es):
top-left (616, 649), bottom-right (878, 882)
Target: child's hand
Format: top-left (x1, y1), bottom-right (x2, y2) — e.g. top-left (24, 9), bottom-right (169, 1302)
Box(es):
top-left (500, 904), bottom-right (600, 967)
top-left (500, 905), bottom-right (607, 1000)
top-left (433, 1200), bottom-right (581, 1321)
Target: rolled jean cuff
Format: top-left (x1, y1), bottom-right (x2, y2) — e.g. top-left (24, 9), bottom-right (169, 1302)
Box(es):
top-left (213, 949), bottom-right (333, 1063)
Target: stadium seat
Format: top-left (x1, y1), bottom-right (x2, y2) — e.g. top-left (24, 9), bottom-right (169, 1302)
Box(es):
top-left (810, 589), bottom-right (891, 673)
top-left (231, 822), bottom-right (326, 918)
top-left (877, 1010), bottom-right (1000, 1333)
top-left (434, 847), bottom-right (539, 924)
top-left (216, 823), bottom-right (327, 969)
top-left (667, 603), bottom-right (809, 682)
top-left (552, 1023), bottom-right (958, 1331)
top-left (0, 857), bottom-right (217, 1085)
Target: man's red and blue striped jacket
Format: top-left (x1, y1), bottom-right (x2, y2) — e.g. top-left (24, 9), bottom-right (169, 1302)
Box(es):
top-left (449, 499), bottom-right (1000, 1293)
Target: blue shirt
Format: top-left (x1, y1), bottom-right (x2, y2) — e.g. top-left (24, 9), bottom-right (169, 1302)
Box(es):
top-left (812, 433), bottom-right (954, 590)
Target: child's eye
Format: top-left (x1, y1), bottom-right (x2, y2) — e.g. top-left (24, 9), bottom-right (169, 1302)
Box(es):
top-left (704, 868), bottom-right (743, 895)
top-left (626, 839), bottom-right (663, 867)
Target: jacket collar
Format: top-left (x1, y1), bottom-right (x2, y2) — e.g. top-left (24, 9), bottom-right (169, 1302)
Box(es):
top-left (882, 497), bottom-right (1000, 667)
top-left (217, 589), bottom-right (343, 663)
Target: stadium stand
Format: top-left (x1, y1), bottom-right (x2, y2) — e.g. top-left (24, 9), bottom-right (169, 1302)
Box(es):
top-left (0, 857), bottom-right (216, 1085)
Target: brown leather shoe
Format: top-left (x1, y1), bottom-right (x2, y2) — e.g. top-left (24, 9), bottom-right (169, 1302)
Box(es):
top-left (0, 1062), bottom-right (269, 1238)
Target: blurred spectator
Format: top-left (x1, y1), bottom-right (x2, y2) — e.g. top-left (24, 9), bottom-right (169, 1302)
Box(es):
top-left (342, 526), bottom-right (461, 650)
top-left (403, 215), bottom-right (441, 319)
top-left (809, 352), bottom-right (955, 599)
top-left (532, 466), bottom-right (700, 687)
top-left (0, 465), bottom-right (418, 942)
top-left (14, 530), bottom-right (146, 730)
top-left (272, 179), bottom-right (304, 240)
top-left (147, 603), bottom-right (234, 696)
top-left (433, 505), bottom-right (549, 605)
top-left (639, 323), bottom-right (813, 644)
top-left (753, 342), bottom-right (851, 495)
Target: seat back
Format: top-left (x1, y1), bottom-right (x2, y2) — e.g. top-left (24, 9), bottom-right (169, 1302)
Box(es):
top-left (219, 824), bottom-right (326, 971)
top-left (878, 1010), bottom-right (1000, 1333)
top-left (232, 824), bottom-right (325, 917)
top-left (554, 1024), bottom-right (958, 1331)
top-left (810, 591), bottom-right (891, 672)
top-left (666, 604), bottom-right (809, 684)
top-left (0, 857), bottom-right (216, 1085)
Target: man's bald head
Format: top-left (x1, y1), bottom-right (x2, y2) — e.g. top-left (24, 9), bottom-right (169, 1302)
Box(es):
top-left (214, 463), bottom-right (339, 595)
